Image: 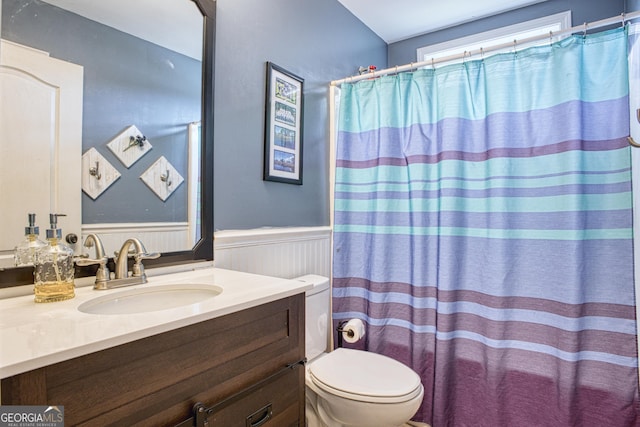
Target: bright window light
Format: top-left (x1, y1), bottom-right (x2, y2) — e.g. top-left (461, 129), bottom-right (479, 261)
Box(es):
top-left (417, 11), bottom-right (572, 67)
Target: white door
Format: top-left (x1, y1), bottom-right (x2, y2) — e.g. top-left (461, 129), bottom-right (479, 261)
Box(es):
top-left (0, 40), bottom-right (83, 258)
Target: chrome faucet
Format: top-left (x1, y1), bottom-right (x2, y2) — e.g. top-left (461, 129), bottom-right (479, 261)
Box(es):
top-left (75, 233), bottom-right (110, 290)
top-left (113, 238), bottom-right (160, 286)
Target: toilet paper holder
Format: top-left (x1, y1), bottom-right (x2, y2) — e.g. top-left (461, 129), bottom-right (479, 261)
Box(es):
top-left (336, 319), bottom-right (364, 347)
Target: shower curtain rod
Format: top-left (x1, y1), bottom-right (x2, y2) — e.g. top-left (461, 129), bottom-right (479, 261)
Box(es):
top-left (330, 10), bottom-right (640, 86)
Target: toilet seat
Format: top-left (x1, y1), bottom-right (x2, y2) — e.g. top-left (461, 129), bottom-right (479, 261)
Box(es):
top-left (308, 348), bottom-right (423, 404)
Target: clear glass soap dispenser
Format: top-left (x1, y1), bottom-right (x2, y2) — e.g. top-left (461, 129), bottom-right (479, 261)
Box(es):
top-left (34, 214), bottom-right (75, 303)
top-left (14, 213), bottom-right (47, 267)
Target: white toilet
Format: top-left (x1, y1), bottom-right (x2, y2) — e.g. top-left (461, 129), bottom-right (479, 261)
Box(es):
top-left (297, 274), bottom-right (424, 427)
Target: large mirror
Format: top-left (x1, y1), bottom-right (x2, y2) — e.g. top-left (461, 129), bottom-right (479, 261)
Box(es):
top-left (0, 0), bottom-right (214, 285)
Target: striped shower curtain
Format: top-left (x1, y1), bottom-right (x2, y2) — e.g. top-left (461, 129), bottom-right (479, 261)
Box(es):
top-left (332, 27), bottom-right (639, 426)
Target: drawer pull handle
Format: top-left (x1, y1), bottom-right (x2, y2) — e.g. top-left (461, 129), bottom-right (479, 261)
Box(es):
top-left (246, 403), bottom-right (272, 427)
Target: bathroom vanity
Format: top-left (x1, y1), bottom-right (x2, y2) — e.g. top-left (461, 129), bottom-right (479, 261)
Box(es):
top-left (0, 267), bottom-right (310, 426)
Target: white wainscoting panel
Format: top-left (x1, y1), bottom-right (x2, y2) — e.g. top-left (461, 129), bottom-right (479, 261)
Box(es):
top-left (214, 227), bottom-right (332, 279)
top-left (81, 222), bottom-right (191, 257)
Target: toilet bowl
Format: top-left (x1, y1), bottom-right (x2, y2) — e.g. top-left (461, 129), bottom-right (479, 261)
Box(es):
top-left (296, 275), bottom-right (424, 427)
top-left (306, 348), bottom-right (424, 427)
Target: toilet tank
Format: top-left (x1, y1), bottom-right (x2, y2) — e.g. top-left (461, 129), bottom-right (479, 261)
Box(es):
top-left (295, 274), bottom-right (330, 361)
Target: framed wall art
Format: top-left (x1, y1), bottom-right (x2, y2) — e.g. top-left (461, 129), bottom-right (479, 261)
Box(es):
top-left (263, 62), bottom-right (304, 185)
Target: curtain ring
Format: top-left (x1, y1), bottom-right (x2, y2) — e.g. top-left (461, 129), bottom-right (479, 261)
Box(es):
top-left (480, 47), bottom-right (484, 60)
top-left (513, 39), bottom-right (518, 56)
top-left (628, 136), bottom-right (640, 148)
top-left (395, 65), bottom-right (398, 75)
top-left (431, 57), bottom-right (435, 70)
top-left (583, 22), bottom-right (588, 38)
top-left (621, 12), bottom-right (626, 27)
top-left (549, 30), bottom-right (553, 47)
top-left (410, 62), bottom-right (414, 71)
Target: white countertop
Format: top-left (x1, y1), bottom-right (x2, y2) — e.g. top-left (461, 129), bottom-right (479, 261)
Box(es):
top-left (0, 267), bottom-right (312, 379)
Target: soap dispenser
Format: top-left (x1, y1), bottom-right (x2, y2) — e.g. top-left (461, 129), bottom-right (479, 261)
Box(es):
top-left (34, 214), bottom-right (75, 303)
top-left (14, 213), bottom-right (47, 267)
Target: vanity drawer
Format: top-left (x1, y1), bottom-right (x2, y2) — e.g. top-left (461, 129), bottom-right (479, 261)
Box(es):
top-left (181, 360), bottom-right (304, 427)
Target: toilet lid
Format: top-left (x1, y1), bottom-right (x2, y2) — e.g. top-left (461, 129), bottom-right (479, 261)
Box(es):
top-left (308, 348), bottom-right (423, 403)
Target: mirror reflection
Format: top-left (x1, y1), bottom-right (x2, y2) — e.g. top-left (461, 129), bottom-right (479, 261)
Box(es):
top-left (0, 0), bottom-right (204, 267)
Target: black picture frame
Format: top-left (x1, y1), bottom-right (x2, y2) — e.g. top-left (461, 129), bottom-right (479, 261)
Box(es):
top-left (263, 62), bottom-right (304, 185)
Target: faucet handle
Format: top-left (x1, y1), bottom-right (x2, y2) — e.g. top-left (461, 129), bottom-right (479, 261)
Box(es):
top-left (75, 256), bottom-right (111, 290)
top-left (135, 251), bottom-right (160, 262)
top-left (131, 252), bottom-right (160, 278)
top-left (75, 255), bottom-right (107, 267)
top-left (113, 248), bottom-right (160, 259)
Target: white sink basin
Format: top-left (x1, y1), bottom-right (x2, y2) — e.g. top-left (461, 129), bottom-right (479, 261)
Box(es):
top-left (78, 284), bottom-right (223, 315)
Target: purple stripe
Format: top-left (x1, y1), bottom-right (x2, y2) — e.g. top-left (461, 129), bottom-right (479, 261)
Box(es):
top-left (332, 278), bottom-right (637, 320)
top-left (334, 209), bottom-right (633, 231)
top-left (336, 137), bottom-right (628, 168)
top-left (332, 297), bottom-right (636, 357)
top-left (336, 168), bottom-right (632, 186)
top-left (337, 97), bottom-right (629, 162)
top-left (335, 182), bottom-right (631, 200)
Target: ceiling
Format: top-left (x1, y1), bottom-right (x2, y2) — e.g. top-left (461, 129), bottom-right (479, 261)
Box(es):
top-left (41, 0), bottom-right (203, 59)
top-left (337, 0), bottom-right (550, 43)
top-left (40, 0), bottom-right (551, 56)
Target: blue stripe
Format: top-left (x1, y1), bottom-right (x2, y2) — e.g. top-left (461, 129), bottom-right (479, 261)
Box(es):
top-left (332, 233), bottom-right (635, 305)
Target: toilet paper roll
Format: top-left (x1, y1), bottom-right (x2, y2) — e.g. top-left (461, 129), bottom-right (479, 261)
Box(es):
top-left (342, 318), bottom-right (365, 343)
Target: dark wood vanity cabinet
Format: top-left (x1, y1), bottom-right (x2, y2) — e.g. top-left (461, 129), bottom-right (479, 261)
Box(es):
top-left (1, 294), bottom-right (306, 426)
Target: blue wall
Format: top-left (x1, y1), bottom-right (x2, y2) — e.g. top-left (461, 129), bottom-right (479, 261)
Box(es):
top-left (213, 0), bottom-right (386, 230)
top-left (388, 0), bottom-right (627, 67)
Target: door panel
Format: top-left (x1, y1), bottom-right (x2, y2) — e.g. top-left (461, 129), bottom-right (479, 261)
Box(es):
top-left (0, 40), bottom-right (83, 256)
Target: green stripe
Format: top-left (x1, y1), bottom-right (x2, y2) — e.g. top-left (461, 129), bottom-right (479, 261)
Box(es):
top-left (334, 192), bottom-right (632, 213)
top-left (335, 170), bottom-right (631, 193)
top-left (336, 149), bottom-right (631, 184)
top-left (334, 224), bottom-right (632, 240)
